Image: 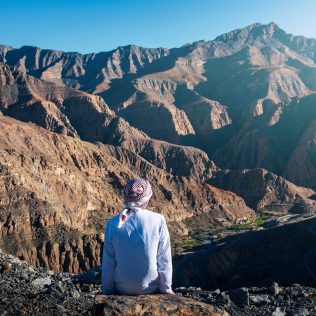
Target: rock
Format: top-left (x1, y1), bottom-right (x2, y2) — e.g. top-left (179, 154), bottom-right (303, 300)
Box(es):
top-left (271, 282), bottom-right (281, 296)
top-left (31, 277), bottom-right (52, 288)
top-left (287, 308), bottom-right (310, 316)
top-left (216, 292), bottom-right (232, 308)
top-left (212, 289), bottom-right (221, 295)
top-left (81, 284), bottom-right (93, 292)
top-left (287, 285), bottom-right (305, 297)
top-left (69, 289), bottom-right (81, 299)
top-left (226, 288), bottom-right (249, 307)
top-left (0, 262), bottom-right (12, 273)
top-left (93, 294), bottom-right (228, 316)
top-left (272, 307), bottom-right (286, 316)
top-left (249, 294), bottom-right (270, 305)
top-left (76, 267), bottom-right (101, 285)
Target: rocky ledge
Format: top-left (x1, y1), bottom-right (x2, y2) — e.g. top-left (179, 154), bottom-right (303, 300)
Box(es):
top-left (0, 249), bottom-right (225, 315)
top-left (177, 286), bottom-right (316, 316)
top-left (1, 249), bottom-right (316, 316)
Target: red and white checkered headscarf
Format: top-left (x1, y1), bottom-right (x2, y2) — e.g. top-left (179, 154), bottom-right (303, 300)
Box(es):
top-left (124, 178), bottom-right (152, 209)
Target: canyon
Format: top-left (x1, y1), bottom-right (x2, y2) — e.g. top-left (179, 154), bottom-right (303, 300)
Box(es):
top-left (1, 22), bottom-right (316, 306)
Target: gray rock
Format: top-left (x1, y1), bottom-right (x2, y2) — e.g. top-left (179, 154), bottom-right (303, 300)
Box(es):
top-left (271, 282), bottom-right (281, 296)
top-left (31, 277), bottom-right (52, 288)
top-left (288, 308), bottom-right (310, 316)
top-left (227, 288), bottom-right (249, 307)
top-left (272, 307), bottom-right (286, 316)
top-left (69, 289), bottom-right (80, 299)
top-left (216, 292), bottom-right (232, 308)
top-left (0, 262), bottom-right (12, 273)
top-left (249, 294), bottom-right (270, 304)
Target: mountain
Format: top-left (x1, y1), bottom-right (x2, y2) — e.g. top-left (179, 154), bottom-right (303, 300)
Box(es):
top-left (210, 168), bottom-right (315, 211)
top-left (2, 22), bottom-right (316, 271)
top-left (212, 93), bottom-right (316, 187)
top-left (0, 115), bottom-right (256, 272)
top-left (0, 62), bottom-right (147, 144)
top-left (1, 113), bottom-right (314, 272)
top-left (174, 216), bottom-right (316, 291)
top-left (2, 22), bottom-right (316, 187)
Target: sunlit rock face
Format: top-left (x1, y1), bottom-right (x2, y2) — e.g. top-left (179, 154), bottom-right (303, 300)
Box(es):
top-left (3, 23), bottom-right (316, 186)
top-left (2, 22), bottom-right (316, 272)
top-left (0, 115), bottom-right (254, 272)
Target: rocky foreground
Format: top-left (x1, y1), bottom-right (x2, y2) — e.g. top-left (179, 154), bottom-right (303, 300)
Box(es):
top-left (1, 249), bottom-right (316, 316)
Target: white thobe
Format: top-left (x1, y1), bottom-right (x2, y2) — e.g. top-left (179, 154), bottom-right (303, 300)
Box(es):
top-left (101, 207), bottom-right (173, 295)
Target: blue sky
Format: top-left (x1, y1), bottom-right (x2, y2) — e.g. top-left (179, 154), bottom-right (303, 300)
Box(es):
top-left (1, 0), bottom-right (316, 54)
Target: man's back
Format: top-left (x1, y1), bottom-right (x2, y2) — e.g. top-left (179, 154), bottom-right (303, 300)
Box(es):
top-left (101, 207), bottom-right (173, 295)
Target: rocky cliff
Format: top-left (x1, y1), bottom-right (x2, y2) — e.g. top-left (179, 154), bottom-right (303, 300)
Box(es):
top-left (1, 22), bottom-right (316, 275)
top-left (210, 168), bottom-right (315, 211)
top-left (2, 22), bottom-right (316, 186)
top-left (0, 115), bottom-right (254, 273)
top-left (0, 249), bottom-right (227, 316)
top-left (2, 236), bottom-right (316, 316)
top-left (174, 216), bottom-right (316, 291)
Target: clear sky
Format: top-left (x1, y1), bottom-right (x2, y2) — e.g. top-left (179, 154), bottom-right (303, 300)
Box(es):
top-left (1, 0), bottom-right (316, 54)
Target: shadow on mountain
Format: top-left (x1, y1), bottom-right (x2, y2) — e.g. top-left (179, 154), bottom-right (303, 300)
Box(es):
top-left (173, 217), bottom-right (316, 291)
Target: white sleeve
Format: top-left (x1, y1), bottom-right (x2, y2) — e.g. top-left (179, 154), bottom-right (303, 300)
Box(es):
top-left (101, 221), bottom-right (117, 294)
top-left (157, 216), bottom-right (173, 293)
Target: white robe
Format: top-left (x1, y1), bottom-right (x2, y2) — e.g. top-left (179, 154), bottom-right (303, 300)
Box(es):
top-left (101, 207), bottom-right (173, 295)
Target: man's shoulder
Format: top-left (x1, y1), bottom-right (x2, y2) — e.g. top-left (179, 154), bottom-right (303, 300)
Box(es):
top-left (105, 214), bottom-right (120, 228)
top-left (142, 209), bottom-right (165, 221)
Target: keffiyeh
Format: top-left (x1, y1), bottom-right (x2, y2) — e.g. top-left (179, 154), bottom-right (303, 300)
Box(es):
top-left (124, 178), bottom-right (152, 209)
top-left (118, 178), bottom-right (153, 228)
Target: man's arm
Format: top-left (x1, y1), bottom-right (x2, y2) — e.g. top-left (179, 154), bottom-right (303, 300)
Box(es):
top-left (157, 216), bottom-right (174, 294)
top-left (101, 220), bottom-right (116, 294)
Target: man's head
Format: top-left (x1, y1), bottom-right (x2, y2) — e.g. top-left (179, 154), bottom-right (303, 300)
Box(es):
top-left (124, 178), bottom-right (152, 209)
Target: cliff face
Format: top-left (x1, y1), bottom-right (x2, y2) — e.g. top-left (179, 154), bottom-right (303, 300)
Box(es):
top-left (210, 168), bottom-right (315, 211)
top-left (174, 216), bottom-right (316, 291)
top-left (212, 93), bottom-right (316, 187)
top-left (2, 22), bottom-right (316, 273)
top-left (2, 236), bottom-right (316, 316)
top-left (0, 249), bottom-right (228, 316)
top-left (1, 45), bottom-right (170, 93)
top-left (2, 22), bottom-right (316, 186)
top-left (0, 115), bottom-right (254, 273)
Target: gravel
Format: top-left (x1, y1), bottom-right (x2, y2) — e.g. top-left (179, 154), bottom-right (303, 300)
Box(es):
top-left (1, 249), bottom-right (316, 315)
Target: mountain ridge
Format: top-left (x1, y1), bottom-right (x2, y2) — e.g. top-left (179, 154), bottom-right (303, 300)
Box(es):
top-left (1, 22), bottom-right (316, 273)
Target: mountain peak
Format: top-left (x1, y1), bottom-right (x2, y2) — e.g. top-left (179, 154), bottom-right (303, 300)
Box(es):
top-left (212, 21), bottom-right (286, 49)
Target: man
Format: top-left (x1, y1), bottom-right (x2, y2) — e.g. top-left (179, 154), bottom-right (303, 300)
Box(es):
top-left (101, 178), bottom-right (174, 295)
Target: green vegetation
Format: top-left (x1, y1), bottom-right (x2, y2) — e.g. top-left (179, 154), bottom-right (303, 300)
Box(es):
top-left (183, 238), bottom-right (199, 249)
top-left (229, 212), bottom-right (272, 232)
top-left (181, 212), bottom-right (272, 251)
top-left (255, 212), bottom-right (270, 227)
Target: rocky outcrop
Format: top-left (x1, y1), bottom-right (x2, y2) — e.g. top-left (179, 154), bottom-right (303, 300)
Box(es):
top-left (0, 249), bottom-right (228, 316)
top-left (117, 90), bottom-right (195, 143)
top-left (2, 241), bottom-right (316, 316)
top-left (119, 137), bottom-right (218, 178)
top-left (0, 115), bottom-right (254, 272)
top-left (2, 45), bottom-right (170, 93)
top-left (94, 294), bottom-right (226, 316)
top-left (0, 62), bottom-right (150, 145)
top-left (210, 168), bottom-right (315, 211)
top-left (174, 216), bottom-right (316, 291)
top-left (2, 23), bottom-right (316, 186)
top-left (177, 284), bottom-right (316, 316)
top-left (212, 93), bottom-right (316, 187)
